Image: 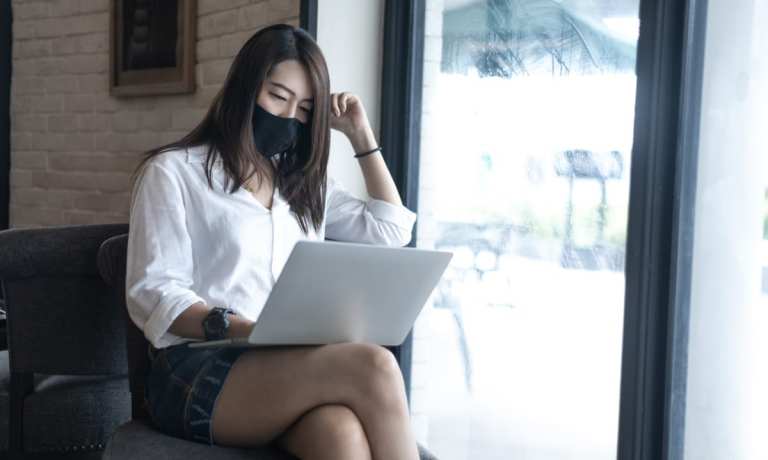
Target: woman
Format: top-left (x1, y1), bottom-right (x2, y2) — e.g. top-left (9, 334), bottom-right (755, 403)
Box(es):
top-left (125, 24), bottom-right (420, 460)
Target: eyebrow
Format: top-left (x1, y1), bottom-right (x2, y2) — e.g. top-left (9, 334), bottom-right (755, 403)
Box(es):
top-left (269, 81), bottom-right (313, 104)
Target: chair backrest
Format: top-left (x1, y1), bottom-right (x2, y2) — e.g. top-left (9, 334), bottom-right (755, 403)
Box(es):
top-left (97, 233), bottom-right (151, 420)
top-left (0, 223), bottom-right (129, 376)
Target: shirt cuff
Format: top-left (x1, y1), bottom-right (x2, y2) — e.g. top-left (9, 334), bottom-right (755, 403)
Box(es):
top-left (144, 291), bottom-right (207, 348)
top-left (366, 198), bottom-right (417, 230)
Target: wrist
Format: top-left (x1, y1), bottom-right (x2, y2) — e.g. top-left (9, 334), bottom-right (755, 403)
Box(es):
top-left (202, 306), bottom-right (234, 341)
top-left (354, 146), bottom-right (382, 159)
top-left (226, 317), bottom-right (255, 339)
top-left (348, 125), bottom-right (377, 153)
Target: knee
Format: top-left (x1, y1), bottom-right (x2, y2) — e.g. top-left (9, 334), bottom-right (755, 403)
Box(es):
top-left (312, 405), bottom-right (371, 460)
top-left (347, 344), bottom-right (406, 404)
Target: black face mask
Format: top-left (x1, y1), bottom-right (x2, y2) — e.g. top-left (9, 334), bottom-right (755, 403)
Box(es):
top-left (251, 102), bottom-right (305, 159)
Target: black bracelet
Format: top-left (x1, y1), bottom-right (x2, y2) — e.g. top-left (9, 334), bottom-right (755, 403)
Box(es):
top-left (354, 146), bottom-right (382, 158)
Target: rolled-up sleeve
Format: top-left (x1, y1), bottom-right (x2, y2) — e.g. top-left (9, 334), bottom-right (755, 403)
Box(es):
top-left (125, 161), bottom-right (206, 348)
top-left (324, 176), bottom-right (417, 246)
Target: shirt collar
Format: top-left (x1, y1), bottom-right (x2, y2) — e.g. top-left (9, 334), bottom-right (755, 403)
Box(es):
top-left (184, 145), bottom-right (290, 211)
top-left (185, 144), bottom-right (218, 165)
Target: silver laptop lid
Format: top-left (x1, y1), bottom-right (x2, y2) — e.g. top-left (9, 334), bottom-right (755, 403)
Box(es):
top-left (247, 240), bottom-right (453, 346)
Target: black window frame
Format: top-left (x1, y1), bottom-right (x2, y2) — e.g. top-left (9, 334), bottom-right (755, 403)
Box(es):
top-left (617, 0), bottom-right (708, 459)
top-left (378, 0), bottom-right (710, 457)
top-left (378, 0), bottom-right (425, 404)
top-left (299, 0), bottom-right (318, 39)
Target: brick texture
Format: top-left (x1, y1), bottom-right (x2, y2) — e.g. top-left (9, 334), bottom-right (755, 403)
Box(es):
top-left (9, 0), bottom-right (300, 227)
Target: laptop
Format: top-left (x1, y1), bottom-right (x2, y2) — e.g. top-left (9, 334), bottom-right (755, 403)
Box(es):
top-left (189, 240), bottom-right (452, 348)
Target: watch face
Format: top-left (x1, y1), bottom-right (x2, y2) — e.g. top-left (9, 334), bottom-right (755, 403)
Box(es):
top-left (208, 314), bottom-right (226, 332)
top-left (204, 308), bottom-right (230, 340)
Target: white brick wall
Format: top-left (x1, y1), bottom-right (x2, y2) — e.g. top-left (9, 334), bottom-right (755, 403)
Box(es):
top-left (9, 0), bottom-right (300, 227)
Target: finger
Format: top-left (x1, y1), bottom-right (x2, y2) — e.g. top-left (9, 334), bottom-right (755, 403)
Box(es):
top-left (330, 94), bottom-right (339, 117)
top-left (340, 93), bottom-right (348, 113)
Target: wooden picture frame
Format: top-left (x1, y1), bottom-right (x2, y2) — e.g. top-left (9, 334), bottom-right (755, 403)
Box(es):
top-left (109, 0), bottom-right (197, 97)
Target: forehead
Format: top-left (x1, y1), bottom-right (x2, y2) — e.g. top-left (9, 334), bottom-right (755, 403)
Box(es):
top-left (266, 60), bottom-right (313, 102)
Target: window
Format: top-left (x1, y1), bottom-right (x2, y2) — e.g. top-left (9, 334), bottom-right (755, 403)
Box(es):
top-left (408, 1), bottom-right (640, 457)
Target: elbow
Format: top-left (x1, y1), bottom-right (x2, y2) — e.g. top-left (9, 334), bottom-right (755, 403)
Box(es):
top-left (373, 221), bottom-right (416, 247)
top-left (394, 211), bottom-right (417, 246)
top-left (125, 275), bottom-right (205, 347)
top-left (393, 226), bottom-right (414, 247)
top-left (364, 200), bottom-right (417, 246)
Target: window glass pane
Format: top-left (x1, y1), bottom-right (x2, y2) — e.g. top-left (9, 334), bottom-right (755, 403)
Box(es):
top-left (411, 1), bottom-right (640, 458)
top-left (683, 1), bottom-right (768, 458)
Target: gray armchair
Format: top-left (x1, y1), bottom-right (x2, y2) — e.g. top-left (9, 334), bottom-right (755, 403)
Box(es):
top-left (97, 232), bottom-right (438, 459)
top-left (0, 224), bottom-right (132, 459)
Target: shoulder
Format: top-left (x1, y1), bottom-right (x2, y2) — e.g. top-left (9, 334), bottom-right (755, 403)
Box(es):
top-left (131, 146), bottom-right (199, 198)
top-left (142, 145), bottom-right (190, 174)
top-left (135, 145), bottom-right (209, 187)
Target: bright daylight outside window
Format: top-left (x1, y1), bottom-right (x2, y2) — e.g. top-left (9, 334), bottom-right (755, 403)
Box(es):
top-left (409, 1), bottom-right (639, 458)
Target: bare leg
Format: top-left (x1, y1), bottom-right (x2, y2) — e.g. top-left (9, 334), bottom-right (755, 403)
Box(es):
top-left (274, 404), bottom-right (372, 460)
top-left (210, 343), bottom-right (419, 460)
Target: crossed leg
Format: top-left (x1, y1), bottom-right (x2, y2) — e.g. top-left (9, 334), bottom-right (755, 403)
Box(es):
top-left (210, 342), bottom-right (419, 460)
top-left (274, 404), bottom-right (371, 460)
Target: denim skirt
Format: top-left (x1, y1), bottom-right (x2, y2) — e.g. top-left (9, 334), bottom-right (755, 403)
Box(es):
top-left (144, 343), bottom-right (249, 445)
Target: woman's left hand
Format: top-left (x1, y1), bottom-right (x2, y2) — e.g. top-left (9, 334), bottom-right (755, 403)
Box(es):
top-left (329, 92), bottom-right (372, 139)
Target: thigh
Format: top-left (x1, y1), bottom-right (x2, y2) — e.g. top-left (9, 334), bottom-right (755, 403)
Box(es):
top-left (145, 344), bottom-right (248, 444)
top-left (210, 342), bottom-right (401, 447)
top-left (275, 404), bottom-right (371, 460)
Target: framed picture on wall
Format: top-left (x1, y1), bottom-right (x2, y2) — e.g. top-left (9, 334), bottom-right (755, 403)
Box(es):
top-left (110, 0), bottom-right (197, 96)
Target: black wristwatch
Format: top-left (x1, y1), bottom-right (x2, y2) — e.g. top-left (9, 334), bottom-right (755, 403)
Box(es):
top-left (202, 306), bottom-right (236, 341)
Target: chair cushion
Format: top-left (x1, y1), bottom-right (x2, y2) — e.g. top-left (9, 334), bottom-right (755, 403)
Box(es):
top-left (102, 420), bottom-right (296, 460)
top-left (0, 354), bottom-right (130, 454)
top-left (23, 374), bottom-right (130, 454)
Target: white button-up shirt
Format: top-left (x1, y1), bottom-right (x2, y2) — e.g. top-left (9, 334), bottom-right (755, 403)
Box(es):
top-left (126, 144), bottom-right (417, 349)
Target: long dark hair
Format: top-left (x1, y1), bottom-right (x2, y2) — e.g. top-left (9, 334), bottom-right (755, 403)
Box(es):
top-left (130, 24), bottom-right (331, 234)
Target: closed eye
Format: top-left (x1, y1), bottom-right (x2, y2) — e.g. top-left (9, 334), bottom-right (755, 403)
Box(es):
top-left (271, 93), bottom-right (311, 112)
